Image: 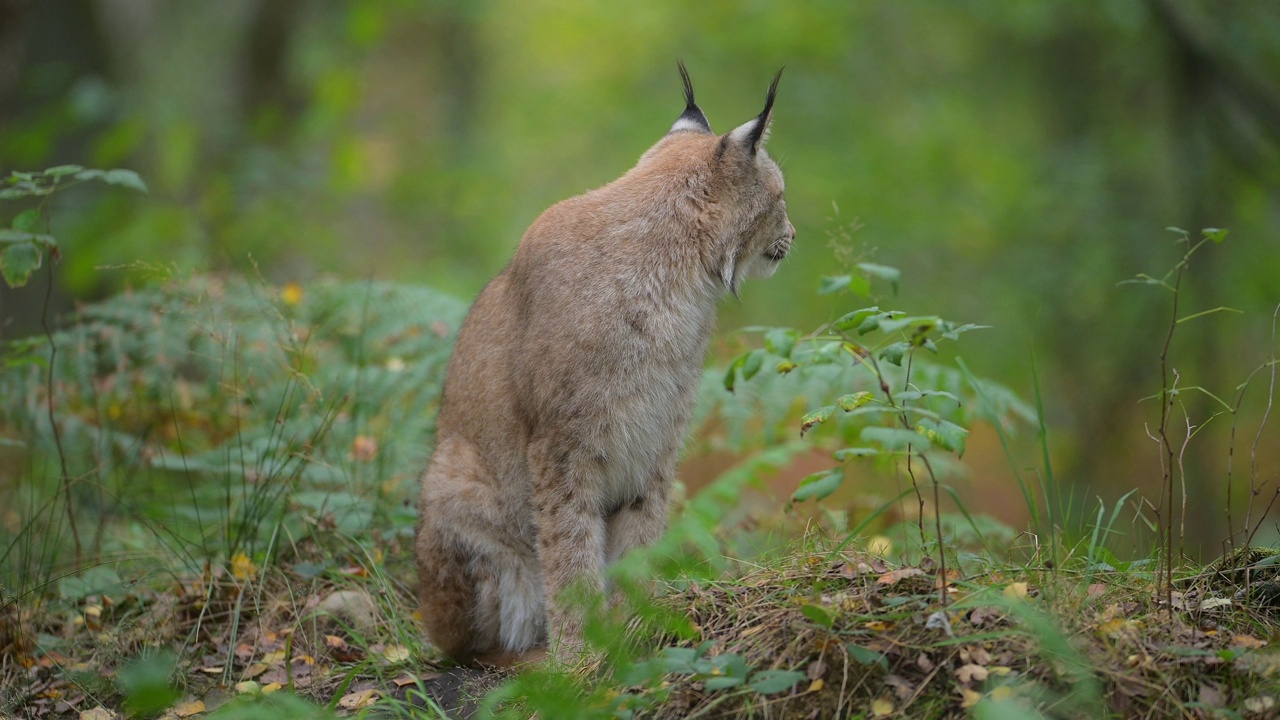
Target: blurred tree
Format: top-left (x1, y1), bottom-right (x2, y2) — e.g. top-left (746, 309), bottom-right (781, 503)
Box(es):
top-left (1, 1), bottom-right (1277, 549)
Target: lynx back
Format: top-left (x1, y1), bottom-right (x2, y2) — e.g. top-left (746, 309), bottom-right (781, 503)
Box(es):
top-left (416, 65), bottom-right (793, 662)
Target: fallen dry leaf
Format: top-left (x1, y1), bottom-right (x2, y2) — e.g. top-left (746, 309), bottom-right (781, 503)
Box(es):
top-left (379, 644), bottom-right (410, 663)
top-left (230, 553), bottom-right (257, 582)
top-left (1199, 683), bottom-right (1224, 708)
top-left (959, 687), bottom-right (982, 708)
top-left (870, 696), bottom-right (894, 716)
top-left (955, 664), bottom-right (989, 684)
top-left (234, 681), bottom-right (260, 695)
top-left (80, 708), bottom-right (117, 720)
top-left (990, 686), bottom-right (1014, 702)
top-left (1003, 582), bottom-right (1028, 600)
top-left (808, 678), bottom-right (824, 692)
top-left (241, 663), bottom-right (268, 679)
top-left (1231, 634), bottom-right (1266, 649)
top-left (262, 682), bottom-right (282, 694)
top-left (884, 675), bottom-right (914, 701)
top-left (1086, 583), bottom-right (1106, 601)
top-left (173, 700), bottom-right (205, 717)
top-left (876, 567), bottom-right (925, 586)
top-left (338, 689), bottom-right (380, 709)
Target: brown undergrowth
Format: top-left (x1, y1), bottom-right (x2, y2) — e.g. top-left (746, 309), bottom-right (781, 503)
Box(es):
top-left (611, 543), bottom-right (1280, 720)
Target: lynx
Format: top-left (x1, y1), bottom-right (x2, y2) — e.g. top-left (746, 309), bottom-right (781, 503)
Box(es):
top-left (416, 65), bottom-right (792, 662)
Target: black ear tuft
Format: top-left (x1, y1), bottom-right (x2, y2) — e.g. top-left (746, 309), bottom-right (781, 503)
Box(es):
top-left (745, 66), bottom-right (784, 153)
top-left (670, 61), bottom-right (713, 134)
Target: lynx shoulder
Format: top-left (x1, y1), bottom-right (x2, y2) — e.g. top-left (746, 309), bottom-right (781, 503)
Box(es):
top-left (416, 64), bottom-right (793, 662)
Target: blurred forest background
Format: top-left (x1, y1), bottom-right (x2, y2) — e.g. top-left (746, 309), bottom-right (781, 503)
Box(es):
top-left (1, 0), bottom-right (1278, 553)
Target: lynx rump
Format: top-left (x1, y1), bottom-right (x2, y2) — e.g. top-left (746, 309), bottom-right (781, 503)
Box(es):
top-left (417, 65), bottom-right (793, 661)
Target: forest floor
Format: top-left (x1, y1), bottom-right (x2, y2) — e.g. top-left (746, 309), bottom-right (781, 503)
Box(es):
top-left (3, 536), bottom-right (1279, 719)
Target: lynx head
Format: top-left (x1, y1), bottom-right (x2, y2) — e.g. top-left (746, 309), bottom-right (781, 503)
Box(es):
top-left (641, 64), bottom-right (794, 296)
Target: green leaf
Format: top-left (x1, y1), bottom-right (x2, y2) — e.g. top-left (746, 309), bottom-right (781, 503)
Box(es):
top-left (747, 669), bottom-right (805, 695)
top-left (74, 169), bottom-right (106, 181)
top-left (741, 349), bottom-right (764, 382)
top-left (118, 651), bottom-right (181, 715)
top-left (878, 341), bottom-right (909, 366)
top-left (879, 314), bottom-right (940, 334)
top-left (800, 405), bottom-right (836, 437)
top-left (800, 603), bottom-right (835, 628)
top-left (103, 168), bottom-right (149, 193)
top-left (860, 426), bottom-right (929, 450)
top-left (2, 242), bottom-right (42, 288)
top-left (775, 359), bottom-right (797, 374)
top-left (1202, 227), bottom-right (1229, 244)
top-left (942, 323), bottom-right (988, 340)
top-left (833, 306), bottom-right (880, 331)
top-left (703, 675), bottom-right (745, 690)
top-left (723, 352), bottom-right (749, 392)
top-left (764, 328), bottom-right (797, 358)
top-left (11, 209), bottom-right (39, 232)
top-left (857, 314), bottom-right (884, 335)
top-left (833, 447), bottom-right (879, 460)
top-left (792, 469), bottom-right (843, 501)
top-left (845, 272), bottom-right (871, 297)
top-left (915, 418), bottom-right (969, 456)
top-left (846, 643), bottom-right (888, 670)
top-left (818, 274), bottom-right (852, 295)
top-left (43, 164), bottom-right (84, 177)
top-left (837, 392), bottom-right (874, 412)
top-left (856, 262), bottom-right (901, 294)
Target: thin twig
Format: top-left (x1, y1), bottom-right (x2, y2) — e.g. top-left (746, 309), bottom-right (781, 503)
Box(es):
top-left (42, 260), bottom-right (81, 566)
top-left (1244, 304), bottom-right (1279, 544)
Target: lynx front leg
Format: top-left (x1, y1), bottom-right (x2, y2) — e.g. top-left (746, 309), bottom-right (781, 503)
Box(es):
top-left (605, 475), bottom-right (672, 564)
top-left (528, 441), bottom-right (607, 658)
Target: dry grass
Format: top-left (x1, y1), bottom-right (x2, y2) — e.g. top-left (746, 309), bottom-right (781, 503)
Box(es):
top-left (616, 540), bottom-right (1280, 720)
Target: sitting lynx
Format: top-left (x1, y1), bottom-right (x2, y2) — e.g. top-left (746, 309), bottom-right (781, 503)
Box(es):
top-left (417, 65), bottom-right (792, 662)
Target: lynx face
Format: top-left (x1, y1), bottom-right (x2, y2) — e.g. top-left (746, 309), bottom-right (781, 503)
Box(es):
top-left (662, 65), bottom-right (795, 295)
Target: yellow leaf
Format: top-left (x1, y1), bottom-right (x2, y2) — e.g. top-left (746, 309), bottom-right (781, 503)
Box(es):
top-left (989, 666), bottom-right (1013, 676)
top-left (338, 689), bottom-right (380, 709)
top-left (80, 708), bottom-right (117, 720)
top-left (870, 696), bottom-right (894, 716)
top-left (281, 282), bottom-right (303, 306)
top-left (991, 686), bottom-right (1014, 702)
top-left (235, 681), bottom-right (261, 695)
top-left (262, 683), bottom-right (282, 694)
top-left (379, 644), bottom-right (409, 663)
top-left (230, 553), bottom-right (257, 582)
top-left (174, 700), bottom-right (205, 717)
top-left (241, 663), bottom-right (268, 679)
top-left (261, 650), bottom-right (286, 664)
top-left (808, 678), bottom-right (824, 692)
top-left (1232, 634), bottom-right (1266, 649)
top-left (960, 688), bottom-right (982, 708)
top-left (1003, 582), bottom-right (1028, 600)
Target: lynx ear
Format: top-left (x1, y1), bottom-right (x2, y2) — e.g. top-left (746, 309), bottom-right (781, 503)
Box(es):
top-left (726, 67), bottom-right (784, 155)
top-left (669, 62), bottom-right (713, 134)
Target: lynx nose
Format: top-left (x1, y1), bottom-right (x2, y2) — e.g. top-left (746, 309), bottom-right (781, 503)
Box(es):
top-left (785, 220), bottom-right (796, 241)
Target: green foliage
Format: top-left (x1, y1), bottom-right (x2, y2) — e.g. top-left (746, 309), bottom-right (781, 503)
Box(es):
top-left (207, 693), bottom-right (337, 720)
top-left (0, 274), bottom-right (466, 585)
top-left (0, 165), bottom-right (147, 288)
top-left (722, 262), bottom-right (1029, 510)
top-left (117, 650), bottom-right (181, 715)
